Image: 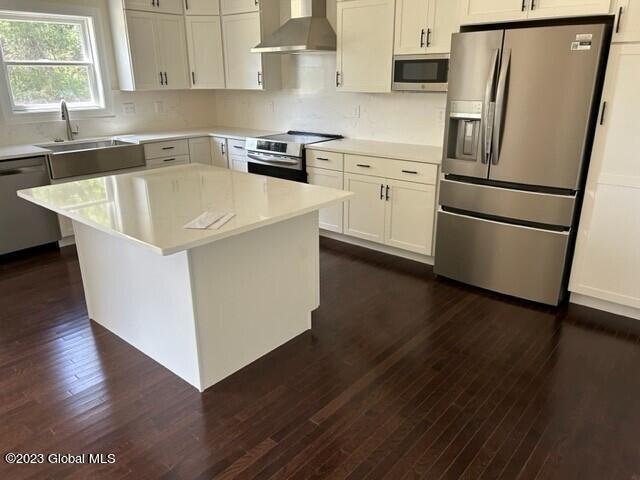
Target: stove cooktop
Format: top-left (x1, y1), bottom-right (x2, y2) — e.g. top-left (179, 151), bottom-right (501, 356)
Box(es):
top-left (259, 131), bottom-right (343, 146)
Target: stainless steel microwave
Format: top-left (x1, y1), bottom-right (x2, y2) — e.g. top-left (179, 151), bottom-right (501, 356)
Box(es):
top-left (392, 54), bottom-right (449, 92)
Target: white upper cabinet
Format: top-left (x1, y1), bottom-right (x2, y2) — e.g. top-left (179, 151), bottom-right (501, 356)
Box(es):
top-left (221, 0), bottom-right (260, 15)
top-left (222, 12), bottom-right (263, 90)
top-left (186, 16), bottom-right (226, 88)
top-left (112, 4), bottom-right (189, 90)
top-left (155, 14), bottom-right (190, 89)
top-left (460, 0), bottom-right (611, 24)
top-left (570, 44), bottom-right (640, 309)
top-left (527, 0), bottom-right (612, 19)
top-left (337, 0), bottom-right (395, 93)
top-left (124, 0), bottom-right (184, 15)
top-left (184, 0), bottom-right (220, 15)
top-left (395, 0), bottom-right (459, 55)
top-left (613, 0), bottom-right (640, 43)
top-left (124, 11), bottom-right (163, 90)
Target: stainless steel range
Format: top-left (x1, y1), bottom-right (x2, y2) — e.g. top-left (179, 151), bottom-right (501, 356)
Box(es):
top-left (245, 131), bottom-right (342, 182)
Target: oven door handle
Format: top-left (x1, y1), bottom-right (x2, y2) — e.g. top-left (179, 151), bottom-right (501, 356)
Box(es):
top-left (247, 153), bottom-right (300, 166)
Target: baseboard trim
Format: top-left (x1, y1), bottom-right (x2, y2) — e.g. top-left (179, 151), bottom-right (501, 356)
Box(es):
top-left (571, 292), bottom-right (640, 322)
top-left (319, 230), bottom-right (434, 266)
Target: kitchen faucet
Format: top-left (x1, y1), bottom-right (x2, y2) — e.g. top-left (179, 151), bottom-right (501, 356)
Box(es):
top-left (60, 100), bottom-right (78, 141)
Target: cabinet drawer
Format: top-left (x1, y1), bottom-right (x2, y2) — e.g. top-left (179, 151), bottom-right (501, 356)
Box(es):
top-left (384, 159), bottom-right (438, 185)
top-left (345, 154), bottom-right (438, 184)
top-left (146, 155), bottom-right (190, 168)
top-left (228, 138), bottom-right (248, 157)
top-left (220, 0), bottom-right (259, 15)
top-left (144, 140), bottom-right (189, 159)
top-left (307, 150), bottom-right (344, 171)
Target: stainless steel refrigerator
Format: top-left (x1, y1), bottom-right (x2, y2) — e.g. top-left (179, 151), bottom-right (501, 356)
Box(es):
top-left (434, 23), bottom-right (608, 306)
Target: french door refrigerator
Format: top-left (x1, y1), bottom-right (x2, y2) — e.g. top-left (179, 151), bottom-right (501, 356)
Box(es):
top-left (434, 23), bottom-right (607, 306)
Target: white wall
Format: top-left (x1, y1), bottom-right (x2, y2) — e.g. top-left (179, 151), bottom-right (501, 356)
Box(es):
top-left (0, 0), bottom-right (218, 146)
top-left (215, 54), bottom-right (446, 145)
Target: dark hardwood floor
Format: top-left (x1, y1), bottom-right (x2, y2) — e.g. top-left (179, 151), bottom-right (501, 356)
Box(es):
top-left (1, 238), bottom-right (639, 479)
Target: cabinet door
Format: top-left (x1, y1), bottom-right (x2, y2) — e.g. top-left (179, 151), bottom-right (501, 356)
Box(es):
top-left (185, 0), bottom-right (220, 15)
top-left (614, 0), bottom-right (640, 43)
top-left (427, 0), bottom-right (460, 54)
top-left (211, 137), bottom-right (229, 168)
top-left (125, 0), bottom-right (184, 14)
top-left (220, 0), bottom-right (260, 15)
top-left (231, 159), bottom-right (248, 172)
top-left (126, 11), bottom-right (162, 90)
top-left (459, 0), bottom-right (528, 24)
top-left (343, 173), bottom-right (386, 243)
top-left (570, 44), bottom-right (640, 308)
top-left (222, 12), bottom-right (263, 90)
top-left (186, 16), bottom-right (225, 89)
top-left (384, 179), bottom-right (435, 255)
top-left (394, 0), bottom-right (429, 55)
top-left (188, 137), bottom-right (213, 165)
top-left (307, 167), bottom-right (344, 233)
top-left (337, 0), bottom-right (394, 93)
top-left (527, 0), bottom-right (611, 19)
top-left (156, 14), bottom-right (190, 89)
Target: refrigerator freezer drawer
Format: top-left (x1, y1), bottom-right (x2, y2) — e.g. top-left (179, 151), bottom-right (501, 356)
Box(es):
top-left (439, 179), bottom-right (576, 227)
top-left (434, 211), bottom-right (570, 305)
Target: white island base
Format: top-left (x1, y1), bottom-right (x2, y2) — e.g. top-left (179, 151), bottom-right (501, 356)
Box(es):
top-left (73, 212), bottom-right (319, 392)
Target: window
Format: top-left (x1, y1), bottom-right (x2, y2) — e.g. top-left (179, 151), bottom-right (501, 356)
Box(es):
top-left (0, 11), bottom-right (105, 114)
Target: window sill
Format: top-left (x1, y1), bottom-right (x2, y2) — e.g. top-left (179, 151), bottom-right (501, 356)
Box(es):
top-left (2, 108), bottom-right (115, 125)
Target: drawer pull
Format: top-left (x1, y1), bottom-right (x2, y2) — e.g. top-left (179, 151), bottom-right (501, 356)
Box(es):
top-left (233, 145), bottom-right (245, 150)
top-left (402, 170), bottom-right (418, 175)
top-left (316, 157), bottom-right (330, 161)
top-left (162, 146), bottom-right (175, 150)
top-left (356, 164), bottom-right (371, 168)
top-left (163, 158), bottom-right (177, 162)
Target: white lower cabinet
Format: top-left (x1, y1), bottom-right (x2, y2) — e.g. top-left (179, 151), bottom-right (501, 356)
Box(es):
top-left (211, 137), bottom-right (229, 168)
top-left (344, 173), bottom-right (387, 243)
top-left (188, 137), bottom-right (213, 165)
top-left (570, 43), bottom-right (640, 311)
top-left (384, 179), bottom-right (435, 255)
top-left (231, 159), bottom-right (248, 172)
top-left (307, 167), bottom-right (345, 233)
top-left (146, 155), bottom-right (190, 168)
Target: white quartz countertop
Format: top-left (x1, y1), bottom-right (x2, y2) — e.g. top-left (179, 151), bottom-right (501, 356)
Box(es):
top-left (0, 144), bottom-right (52, 161)
top-left (18, 164), bottom-right (352, 256)
top-left (114, 126), bottom-right (278, 144)
top-left (307, 138), bottom-right (443, 164)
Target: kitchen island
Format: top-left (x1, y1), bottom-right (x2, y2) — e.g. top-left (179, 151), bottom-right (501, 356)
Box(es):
top-left (18, 164), bottom-right (351, 391)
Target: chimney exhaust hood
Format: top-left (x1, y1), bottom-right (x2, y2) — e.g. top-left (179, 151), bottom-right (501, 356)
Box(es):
top-left (251, 0), bottom-right (336, 54)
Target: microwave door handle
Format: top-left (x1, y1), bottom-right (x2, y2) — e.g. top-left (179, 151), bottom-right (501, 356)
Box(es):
top-left (482, 49), bottom-right (499, 165)
top-left (492, 48), bottom-right (511, 166)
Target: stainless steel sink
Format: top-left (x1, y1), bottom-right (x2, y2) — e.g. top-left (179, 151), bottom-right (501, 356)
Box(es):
top-left (46, 139), bottom-right (146, 180)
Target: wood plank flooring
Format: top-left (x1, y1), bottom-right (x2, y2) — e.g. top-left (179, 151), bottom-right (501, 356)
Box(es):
top-left (1, 238), bottom-right (639, 479)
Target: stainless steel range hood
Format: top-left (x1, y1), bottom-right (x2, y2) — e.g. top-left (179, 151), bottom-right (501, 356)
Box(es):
top-left (251, 0), bottom-right (336, 54)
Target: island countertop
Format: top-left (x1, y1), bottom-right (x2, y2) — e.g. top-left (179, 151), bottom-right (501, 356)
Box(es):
top-left (18, 164), bottom-right (352, 256)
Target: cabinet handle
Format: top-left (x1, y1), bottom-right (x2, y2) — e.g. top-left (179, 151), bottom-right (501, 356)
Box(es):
top-left (192, 71), bottom-right (196, 85)
top-left (401, 170), bottom-right (418, 175)
top-left (336, 71), bottom-right (341, 87)
top-left (356, 164), bottom-right (370, 168)
top-left (233, 145), bottom-right (245, 150)
top-left (163, 72), bottom-right (168, 85)
top-left (257, 71), bottom-right (262, 86)
top-left (385, 185), bottom-right (390, 201)
top-left (254, 0), bottom-right (259, 5)
top-left (616, 6), bottom-right (623, 33)
top-left (151, 0), bottom-right (156, 6)
top-left (316, 157), bottom-right (330, 161)
top-left (521, 0), bottom-right (526, 11)
top-left (221, 144), bottom-right (226, 155)
top-left (380, 184), bottom-right (384, 200)
top-left (420, 29), bottom-right (426, 48)
top-left (163, 158), bottom-right (177, 162)
top-left (159, 71), bottom-right (164, 85)
top-left (157, 0), bottom-right (160, 7)
top-left (162, 146), bottom-right (175, 150)
top-left (599, 101), bottom-right (607, 125)
top-left (530, 0), bottom-right (536, 9)
top-left (426, 28), bottom-right (432, 47)
top-left (185, 0), bottom-right (189, 10)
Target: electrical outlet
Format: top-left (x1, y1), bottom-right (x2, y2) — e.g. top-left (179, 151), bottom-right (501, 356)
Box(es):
top-left (154, 101), bottom-right (165, 114)
top-left (122, 102), bottom-right (136, 115)
top-left (436, 108), bottom-right (445, 126)
top-left (353, 105), bottom-right (361, 118)
top-left (267, 101), bottom-right (275, 113)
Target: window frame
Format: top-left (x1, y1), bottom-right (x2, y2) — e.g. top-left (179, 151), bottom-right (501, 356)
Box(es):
top-left (0, 4), bottom-right (112, 123)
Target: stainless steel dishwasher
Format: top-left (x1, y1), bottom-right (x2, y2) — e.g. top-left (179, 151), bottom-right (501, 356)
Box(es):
top-left (0, 156), bottom-right (60, 255)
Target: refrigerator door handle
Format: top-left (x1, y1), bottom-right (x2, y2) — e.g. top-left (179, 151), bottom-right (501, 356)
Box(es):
top-left (492, 48), bottom-right (511, 165)
top-left (482, 49), bottom-right (500, 164)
